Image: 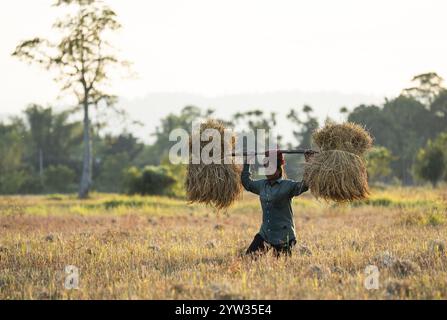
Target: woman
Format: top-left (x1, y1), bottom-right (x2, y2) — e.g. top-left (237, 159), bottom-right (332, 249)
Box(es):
top-left (241, 150), bottom-right (314, 257)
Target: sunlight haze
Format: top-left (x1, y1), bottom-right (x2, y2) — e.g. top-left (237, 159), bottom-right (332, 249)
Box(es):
top-left (1, 0), bottom-right (446, 141)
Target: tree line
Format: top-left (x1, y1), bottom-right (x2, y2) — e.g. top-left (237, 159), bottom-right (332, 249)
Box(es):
top-left (1, 72), bottom-right (446, 196)
top-left (349, 73), bottom-right (447, 186)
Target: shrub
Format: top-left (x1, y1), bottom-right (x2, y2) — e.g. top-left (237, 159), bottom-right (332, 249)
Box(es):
top-left (103, 199), bottom-right (146, 210)
top-left (352, 197), bottom-right (393, 207)
top-left (123, 166), bottom-right (176, 196)
top-left (44, 165), bottom-right (76, 193)
top-left (18, 174), bottom-right (44, 194)
top-left (160, 158), bottom-right (186, 197)
top-left (95, 152), bottom-right (130, 193)
top-left (413, 141), bottom-right (445, 187)
top-left (366, 146), bottom-right (394, 183)
top-left (0, 171), bottom-right (27, 195)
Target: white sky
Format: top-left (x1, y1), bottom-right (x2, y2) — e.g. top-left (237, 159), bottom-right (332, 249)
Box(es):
top-left (1, 0), bottom-right (447, 140)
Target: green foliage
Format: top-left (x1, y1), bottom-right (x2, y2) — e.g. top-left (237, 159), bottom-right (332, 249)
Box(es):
top-left (103, 199), bottom-right (146, 210)
top-left (431, 132), bottom-right (447, 181)
top-left (402, 72), bottom-right (444, 106)
top-left (349, 95), bottom-right (440, 184)
top-left (413, 140), bottom-right (445, 187)
top-left (122, 167), bottom-right (141, 194)
top-left (287, 105), bottom-right (320, 149)
top-left (352, 196), bottom-right (442, 210)
top-left (366, 147), bottom-right (394, 182)
top-left (0, 122), bottom-right (27, 194)
top-left (160, 158), bottom-right (187, 197)
top-left (44, 165), bottom-right (76, 193)
top-left (0, 171), bottom-right (27, 195)
top-left (19, 174), bottom-right (44, 195)
top-left (148, 106), bottom-right (214, 165)
top-left (234, 109), bottom-right (278, 132)
top-left (123, 166), bottom-right (176, 196)
top-left (283, 105), bottom-right (319, 180)
top-left (93, 133), bottom-right (143, 192)
top-left (348, 73), bottom-right (447, 185)
top-left (24, 104), bottom-right (82, 172)
top-left (430, 90), bottom-right (447, 133)
top-left (2, 70), bottom-right (447, 195)
top-left (0, 106), bottom-right (146, 195)
top-left (353, 197), bottom-right (393, 207)
top-left (95, 152), bottom-right (130, 193)
top-left (0, 106), bottom-right (84, 195)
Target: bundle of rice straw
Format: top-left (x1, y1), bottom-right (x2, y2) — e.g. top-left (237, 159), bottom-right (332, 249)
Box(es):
top-left (312, 121), bottom-right (373, 156)
top-left (185, 119), bottom-right (243, 210)
top-left (304, 122), bottom-right (372, 202)
top-left (303, 150), bottom-right (369, 202)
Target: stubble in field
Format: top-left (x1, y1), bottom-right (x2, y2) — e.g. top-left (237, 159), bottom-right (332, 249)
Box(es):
top-left (0, 188), bottom-right (446, 300)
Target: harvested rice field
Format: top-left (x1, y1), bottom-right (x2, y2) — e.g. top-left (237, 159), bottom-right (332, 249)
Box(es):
top-left (0, 187), bottom-right (446, 300)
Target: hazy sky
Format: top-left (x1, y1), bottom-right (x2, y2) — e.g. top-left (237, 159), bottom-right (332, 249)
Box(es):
top-left (1, 0), bottom-right (446, 140)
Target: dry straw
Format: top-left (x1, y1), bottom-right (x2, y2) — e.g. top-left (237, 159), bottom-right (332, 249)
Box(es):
top-left (312, 121), bottom-right (373, 156)
top-left (185, 120), bottom-right (242, 210)
top-left (304, 122), bottom-right (373, 202)
top-left (304, 150), bottom-right (369, 202)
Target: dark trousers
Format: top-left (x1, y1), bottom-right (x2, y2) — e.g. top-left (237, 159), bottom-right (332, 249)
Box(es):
top-left (246, 234), bottom-right (296, 258)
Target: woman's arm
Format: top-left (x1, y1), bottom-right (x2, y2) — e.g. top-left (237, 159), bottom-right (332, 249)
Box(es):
top-left (289, 150), bottom-right (314, 197)
top-left (289, 180), bottom-right (309, 197)
top-left (241, 163), bottom-right (263, 195)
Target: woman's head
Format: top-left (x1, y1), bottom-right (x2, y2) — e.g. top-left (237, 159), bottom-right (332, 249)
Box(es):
top-left (264, 151), bottom-right (286, 181)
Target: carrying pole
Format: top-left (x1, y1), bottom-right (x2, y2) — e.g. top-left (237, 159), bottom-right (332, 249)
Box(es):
top-left (231, 149), bottom-right (319, 157)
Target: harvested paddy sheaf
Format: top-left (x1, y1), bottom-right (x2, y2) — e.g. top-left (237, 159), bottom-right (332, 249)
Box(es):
top-left (312, 121), bottom-right (373, 156)
top-left (304, 122), bottom-right (373, 203)
top-left (186, 120), bottom-right (243, 210)
top-left (304, 150), bottom-right (369, 202)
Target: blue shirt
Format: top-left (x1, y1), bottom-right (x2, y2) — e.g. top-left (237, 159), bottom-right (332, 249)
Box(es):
top-left (241, 164), bottom-right (309, 245)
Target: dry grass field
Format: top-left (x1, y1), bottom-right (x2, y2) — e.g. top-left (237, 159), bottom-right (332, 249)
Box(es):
top-left (0, 187), bottom-right (446, 300)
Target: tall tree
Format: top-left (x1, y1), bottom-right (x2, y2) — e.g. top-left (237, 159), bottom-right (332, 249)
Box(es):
top-left (430, 89), bottom-right (447, 132)
top-left (413, 140), bottom-right (445, 187)
top-left (233, 109), bottom-right (282, 155)
top-left (12, 0), bottom-right (127, 198)
top-left (403, 72), bottom-right (444, 106)
top-left (24, 105), bottom-right (52, 180)
top-left (348, 96), bottom-right (437, 185)
top-left (287, 105), bottom-right (319, 149)
top-left (150, 106), bottom-right (214, 164)
top-left (233, 110), bottom-right (278, 131)
top-left (0, 120), bottom-right (27, 194)
top-left (284, 106), bottom-right (318, 181)
top-left (94, 133), bottom-right (144, 192)
top-left (23, 105), bottom-right (82, 177)
top-left (432, 132), bottom-right (447, 182)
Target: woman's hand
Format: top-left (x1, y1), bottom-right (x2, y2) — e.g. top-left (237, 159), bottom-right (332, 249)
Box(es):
top-left (244, 153), bottom-right (257, 164)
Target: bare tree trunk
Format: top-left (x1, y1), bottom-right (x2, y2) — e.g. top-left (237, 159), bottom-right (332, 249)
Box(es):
top-left (39, 149), bottom-right (44, 183)
top-left (89, 125), bottom-right (93, 183)
top-left (79, 100), bottom-right (92, 199)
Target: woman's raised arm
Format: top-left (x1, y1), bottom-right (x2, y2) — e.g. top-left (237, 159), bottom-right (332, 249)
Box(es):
top-left (241, 163), bottom-right (263, 195)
